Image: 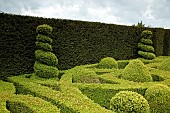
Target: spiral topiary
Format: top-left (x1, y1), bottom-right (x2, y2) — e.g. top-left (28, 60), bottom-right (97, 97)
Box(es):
top-left (98, 57), bottom-right (118, 69)
top-left (157, 58), bottom-right (170, 71)
top-left (138, 30), bottom-right (156, 60)
top-left (34, 24), bottom-right (59, 78)
top-left (121, 59), bottom-right (152, 82)
top-left (110, 91), bottom-right (150, 113)
top-left (144, 84), bottom-right (170, 113)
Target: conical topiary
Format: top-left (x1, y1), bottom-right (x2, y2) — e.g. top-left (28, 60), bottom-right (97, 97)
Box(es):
top-left (34, 24), bottom-right (59, 78)
top-left (138, 30), bottom-right (156, 60)
top-left (121, 59), bottom-right (152, 82)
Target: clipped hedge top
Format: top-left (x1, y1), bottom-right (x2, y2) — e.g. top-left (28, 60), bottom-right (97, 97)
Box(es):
top-left (158, 58), bottom-right (170, 71)
top-left (7, 94), bottom-right (60, 113)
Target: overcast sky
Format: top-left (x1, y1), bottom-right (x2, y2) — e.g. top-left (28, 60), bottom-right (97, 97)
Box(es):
top-left (0, 0), bottom-right (170, 28)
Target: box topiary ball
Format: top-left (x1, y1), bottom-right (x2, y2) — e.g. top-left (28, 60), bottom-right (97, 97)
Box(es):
top-left (144, 84), bottom-right (170, 113)
top-left (110, 91), bottom-right (150, 113)
top-left (121, 59), bottom-right (152, 82)
top-left (157, 58), bottom-right (170, 71)
top-left (71, 66), bottom-right (100, 83)
top-left (98, 57), bottom-right (118, 69)
top-left (36, 24), bottom-right (53, 35)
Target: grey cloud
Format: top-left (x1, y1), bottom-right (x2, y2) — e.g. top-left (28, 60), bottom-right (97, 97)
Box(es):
top-left (0, 0), bottom-right (169, 28)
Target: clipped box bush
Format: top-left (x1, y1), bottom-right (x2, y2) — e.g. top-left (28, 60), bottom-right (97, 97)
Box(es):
top-left (157, 58), bottom-right (170, 71)
top-left (110, 91), bottom-right (150, 113)
top-left (7, 94), bottom-right (60, 113)
top-left (98, 57), bottom-right (118, 69)
top-left (138, 30), bottom-right (156, 60)
top-left (35, 42), bottom-right (52, 51)
top-left (36, 34), bottom-right (52, 44)
top-left (35, 50), bottom-right (58, 66)
top-left (141, 30), bottom-right (152, 38)
top-left (0, 80), bottom-right (15, 113)
top-left (141, 38), bottom-right (153, 45)
top-left (34, 24), bottom-right (59, 78)
top-left (138, 43), bottom-right (155, 52)
top-left (138, 51), bottom-right (156, 60)
top-left (121, 59), bottom-right (152, 82)
top-left (8, 75), bottom-right (114, 113)
top-left (72, 66), bottom-right (100, 83)
top-left (36, 24), bottom-right (52, 35)
top-left (34, 61), bottom-right (59, 78)
top-left (144, 84), bottom-right (170, 113)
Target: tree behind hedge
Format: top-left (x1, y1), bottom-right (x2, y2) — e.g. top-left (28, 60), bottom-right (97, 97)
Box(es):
top-left (138, 30), bottom-right (156, 60)
top-left (34, 24), bottom-right (59, 78)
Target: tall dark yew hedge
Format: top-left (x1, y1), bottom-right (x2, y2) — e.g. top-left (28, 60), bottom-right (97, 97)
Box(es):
top-left (0, 13), bottom-right (170, 79)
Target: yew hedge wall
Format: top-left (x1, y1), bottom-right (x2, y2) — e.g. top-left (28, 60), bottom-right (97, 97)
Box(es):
top-left (0, 13), bottom-right (170, 79)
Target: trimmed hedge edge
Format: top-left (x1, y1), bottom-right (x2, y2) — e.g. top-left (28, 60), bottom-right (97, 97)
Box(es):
top-left (7, 75), bottom-right (114, 113)
top-left (6, 94), bottom-right (60, 113)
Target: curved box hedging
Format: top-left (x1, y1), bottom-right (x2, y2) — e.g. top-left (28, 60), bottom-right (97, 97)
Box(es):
top-left (6, 94), bottom-right (60, 113)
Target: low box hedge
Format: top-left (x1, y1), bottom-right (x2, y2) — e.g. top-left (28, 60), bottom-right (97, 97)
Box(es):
top-left (0, 80), bottom-right (15, 113)
top-left (74, 83), bottom-right (148, 109)
top-left (6, 94), bottom-right (60, 113)
top-left (8, 75), bottom-right (114, 113)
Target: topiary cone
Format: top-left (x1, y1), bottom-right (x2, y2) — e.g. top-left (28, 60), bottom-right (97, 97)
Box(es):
top-left (121, 59), bottom-right (152, 82)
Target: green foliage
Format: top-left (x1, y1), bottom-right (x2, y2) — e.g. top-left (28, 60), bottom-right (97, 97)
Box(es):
top-left (138, 51), bottom-right (156, 60)
top-left (144, 84), bottom-right (170, 113)
top-left (34, 62), bottom-right (59, 78)
top-left (133, 21), bottom-right (145, 28)
top-left (35, 41), bottom-right (52, 51)
top-left (36, 34), bottom-right (52, 44)
top-left (140, 38), bottom-right (153, 45)
top-left (164, 30), bottom-right (170, 55)
top-left (77, 82), bottom-right (147, 109)
top-left (138, 43), bottom-right (155, 52)
top-left (138, 30), bottom-right (156, 60)
top-left (6, 94), bottom-right (60, 113)
top-left (98, 57), bottom-right (118, 69)
top-left (8, 75), bottom-right (114, 113)
top-left (121, 59), bottom-right (152, 82)
top-left (36, 24), bottom-right (53, 35)
top-left (0, 80), bottom-right (15, 113)
top-left (1, 13), bottom-right (170, 77)
top-left (35, 50), bottom-right (58, 66)
top-left (110, 91), bottom-right (150, 113)
top-left (34, 24), bottom-right (59, 78)
top-left (158, 58), bottom-right (170, 71)
top-left (117, 60), bottom-right (129, 69)
top-left (141, 30), bottom-right (153, 38)
top-left (71, 66), bottom-right (100, 83)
